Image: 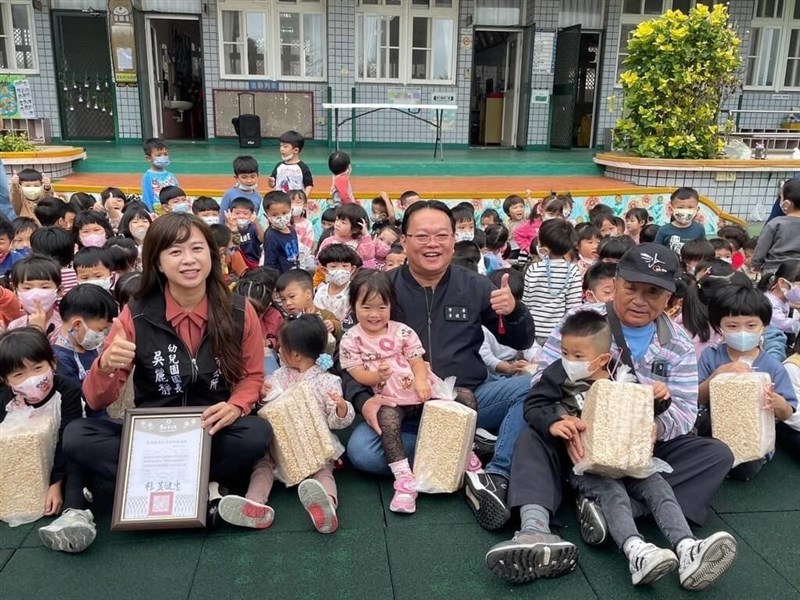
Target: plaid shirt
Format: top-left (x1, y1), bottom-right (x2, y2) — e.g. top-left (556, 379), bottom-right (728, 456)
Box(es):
top-left (532, 303), bottom-right (698, 441)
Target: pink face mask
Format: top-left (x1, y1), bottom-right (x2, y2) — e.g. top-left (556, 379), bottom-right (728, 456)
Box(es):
top-left (12, 367), bottom-right (54, 404)
top-left (374, 240), bottom-right (391, 259)
top-left (18, 288), bottom-right (58, 315)
top-left (80, 233), bottom-right (107, 248)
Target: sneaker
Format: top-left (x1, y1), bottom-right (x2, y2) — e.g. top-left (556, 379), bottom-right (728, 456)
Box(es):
top-left (390, 474), bottom-right (417, 514)
top-left (485, 530), bottom-right (578, 584)
top-left (298, 479), bottom-right (338, 534)
top-left (218, 494), bottom-right (275, 529)
top-left (577, 495), bottom-right (607, 546)
top-left (38, 509), bottom-right (97, 553)
top-left (464, 471), bottom-right (510, 530)
top-left (678, 532), bottom-right (737, 591)
top-left (629, 543), bottom-right (678, 586)
top-left (206, 481), bottom-right (223, 529)
top-left (473, 428), bottom-right (497, 463)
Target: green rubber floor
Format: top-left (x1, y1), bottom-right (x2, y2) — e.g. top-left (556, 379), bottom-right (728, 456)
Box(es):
top-left (1, 449), bottom-right (798, 599)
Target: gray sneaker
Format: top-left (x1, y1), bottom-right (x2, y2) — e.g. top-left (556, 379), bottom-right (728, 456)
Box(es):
top-left (577, 495), bottom-right (608, 546)
top-left (485, 530), bottom-right (578, 584)
top-left (678, 532), bottom-right (737, 591)
top-left (38, 509), bottom-right (97, 553)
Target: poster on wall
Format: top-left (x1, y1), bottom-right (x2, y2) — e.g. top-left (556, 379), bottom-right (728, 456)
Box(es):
top-left (431, 93), bottom-right (456, 131)
top-left (532, 31), bottom-right (555, 75)
top-left (0, 77), bottom-right (36, 119)
top-left (387, 88), bottom-right (421, 105)
top-left (109, 0), bottom-right (137, 85)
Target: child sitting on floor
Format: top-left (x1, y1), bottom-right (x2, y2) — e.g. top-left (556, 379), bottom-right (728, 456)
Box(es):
top-left (339, 269), bottom-right (481, 514)
top-left (217, 315), bottom-right (353, 533)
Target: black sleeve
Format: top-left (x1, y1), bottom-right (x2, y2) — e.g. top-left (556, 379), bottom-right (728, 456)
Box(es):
top-left (524, 361), bottom-right (569, 437)
top-left (0, 384), bottom-right (11, 424)
top-left (300, 162), bottom-right (314, 187)
top-left (342, 368), bottom-right (373, 414)
top-left (478, 275), bottom-right (536, 350)
top-left (270, 163), bottom-right (279, 179)
top-left (50, 378), bottom-right (85, 485)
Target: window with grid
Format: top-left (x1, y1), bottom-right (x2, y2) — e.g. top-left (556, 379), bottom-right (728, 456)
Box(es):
top-left (615, 0), bottom-right (693, 83)
top-left (745, 0), bottom-right (800, 90)
top-left (218, 0), bottom-right (326, 80)
top-left (356, 0), bottom-right (458, 84)
top-left (0, 1), bottom-right (36, 73)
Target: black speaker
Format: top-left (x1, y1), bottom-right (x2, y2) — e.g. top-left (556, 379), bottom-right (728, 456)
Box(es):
top-left (232, 93), bottom-right (261, 148)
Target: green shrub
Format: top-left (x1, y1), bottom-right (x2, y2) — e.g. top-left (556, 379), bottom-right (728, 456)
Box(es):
top-left (0, 131), bottom-right (35, 152)
top-left (613, 4), bottom-right (741, 159)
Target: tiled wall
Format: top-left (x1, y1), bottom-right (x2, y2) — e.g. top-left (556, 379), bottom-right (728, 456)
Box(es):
top-left (115, 87), bottom-right (142, 139)
top-left (527, 0), bottom-right (557, 146)
top-left (26, 1), bottom-right (61, 139)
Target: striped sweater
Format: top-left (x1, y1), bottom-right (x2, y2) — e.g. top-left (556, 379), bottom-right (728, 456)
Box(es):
top-left (522, 258), bottom-right (583, 340)
top-left (532, 303), bottom-right (699, 441)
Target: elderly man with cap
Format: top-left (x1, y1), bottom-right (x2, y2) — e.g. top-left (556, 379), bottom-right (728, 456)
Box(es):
top-left (484, 243), bottom-right (735, 584)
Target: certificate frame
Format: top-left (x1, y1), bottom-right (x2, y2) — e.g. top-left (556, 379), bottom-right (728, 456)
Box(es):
top-left (111, 407), bottom-right (211, 531)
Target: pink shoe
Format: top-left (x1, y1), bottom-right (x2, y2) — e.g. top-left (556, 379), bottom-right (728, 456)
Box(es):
top-left (298, 479), bottom-right (338, 534)
top-left (467, 452), bottom-right (482, 473)
top-left (390, 475), bottom-right (417, 514)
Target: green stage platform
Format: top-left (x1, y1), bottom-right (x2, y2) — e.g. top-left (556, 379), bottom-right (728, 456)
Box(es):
top-left (1, 438), bottom-right (798, 599)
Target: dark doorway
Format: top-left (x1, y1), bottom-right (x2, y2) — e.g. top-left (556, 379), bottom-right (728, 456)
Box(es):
top-left (549, 24), bottom-right (581, 149)
top-left (53, 12), bottom-right (115, 140)
top-left (574, 32), bottom-right (601, 148)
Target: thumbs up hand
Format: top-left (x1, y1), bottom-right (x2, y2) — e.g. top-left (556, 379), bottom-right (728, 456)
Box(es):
top-left (11, 169), bottom-right (18, 185)
top-left (490, 272), bottom-right (515, 317)
top-left (99, 318), bottom-right (137, 373)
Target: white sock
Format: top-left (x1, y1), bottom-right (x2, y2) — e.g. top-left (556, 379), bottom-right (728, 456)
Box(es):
top-left (389, 458), bottom-right (412, 478)
top-left (623, 536), bottom-right (647, 559)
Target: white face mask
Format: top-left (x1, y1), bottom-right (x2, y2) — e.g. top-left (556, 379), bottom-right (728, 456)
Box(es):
top-left (82, 277), bottom-right (113, 292)
top-left (130, 226), bottom-right (148, 241)
top-left (22, 186), bottom-right (42, 200)
top-left (237, 182), bottom-right (258, 192)
top-left (237, 218), bottom-right (250, 230)
top-left (672, 209), bottom-right (697, 225)
top-left (270, 214), bottom-right (292, 230)
top-left (326, 269), bottom-right (351, 287)
top-left (12, 368), bottom-right (54, 404)
top-left (202, 216), bottom-right (218, 226)
top-left (291, 206), bottom-right (304, 217)
top-left (561, 356), bottom-right (605, 382)
top-left (76, 321), bottom-right (107, 351)
top-left (280, 152), bottom-right (294, 162)
top-left (454, 230), bottom-right (474, 243)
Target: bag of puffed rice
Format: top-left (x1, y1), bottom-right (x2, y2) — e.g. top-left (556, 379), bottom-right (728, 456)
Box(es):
top-left (257, 382), bottom-right (344, 486)
top-left (0, 397), bottom-right (60, 527)
top-left (573, 379), bottom-right (663, 479)
top-left (709, 371), bottom-right (775, 467)
top-left (414, 399), bottom-right (478, 494)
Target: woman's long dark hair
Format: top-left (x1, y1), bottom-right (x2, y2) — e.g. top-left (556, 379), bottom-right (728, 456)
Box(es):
top-left (135, 213), bottom-right (242, 384)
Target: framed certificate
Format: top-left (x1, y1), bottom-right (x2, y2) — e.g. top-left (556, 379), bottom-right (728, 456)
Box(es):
top-left (111, 407), bottom-right (211, 531)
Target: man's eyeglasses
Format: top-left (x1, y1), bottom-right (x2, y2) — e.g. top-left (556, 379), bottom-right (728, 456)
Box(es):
top-left (405, 233), bottom-right (453, 245)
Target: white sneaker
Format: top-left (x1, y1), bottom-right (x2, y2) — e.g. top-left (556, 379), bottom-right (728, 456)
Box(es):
top-left (678, 532), bottom-right (737, 591)
top-left (629, 542), bottom-right (678, 586)
top-left (38, 509), bottom-right (97, 553)
top-left (218, 495), bottom-right (274, 529)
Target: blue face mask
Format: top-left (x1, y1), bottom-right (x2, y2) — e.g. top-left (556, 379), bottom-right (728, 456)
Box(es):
top-left (152, 155), bottom-right (170, 168)
top-left (723, 330), bottom-right (761, 352)
top-left (171, 202), bottom-right (190, 213)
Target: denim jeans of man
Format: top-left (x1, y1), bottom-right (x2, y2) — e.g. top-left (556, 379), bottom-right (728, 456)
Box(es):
top-left (346, 374), bottom-right (530, 477)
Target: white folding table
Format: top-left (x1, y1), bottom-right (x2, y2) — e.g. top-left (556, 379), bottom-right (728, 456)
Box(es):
top-left (322, 103), bottom-right (458, 160)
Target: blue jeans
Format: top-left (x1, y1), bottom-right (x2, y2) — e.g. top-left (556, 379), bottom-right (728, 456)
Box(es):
top-left (346, 375), bottom-right (531, 478)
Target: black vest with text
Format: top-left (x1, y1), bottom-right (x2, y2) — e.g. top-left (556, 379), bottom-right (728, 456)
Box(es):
top-left (129, 292), bottom-right (246, 408)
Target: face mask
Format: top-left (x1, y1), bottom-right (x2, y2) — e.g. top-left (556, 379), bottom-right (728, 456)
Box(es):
top-left (672, 209), bottom-right (696, 225)
top-left (562, 357), bottom-right (600, 383)
top-left (720, 256), bottom-right (732, 264)
top-left (375, 240), bottom-right (390, 259)
top-left (291, 206), bottom-right (304, 217)
top-left (237, 182), bottom-right (258, 193)
top-left (787, 285), bottom-right (800, 304)
top-left (270, 215), bottom-right (292, 230)
top-left (454, 230), bottom-right (474, 243)
top-left (76, 321), bottom-right (107, 351)
top-left (237, 218), bottom-right (250, 230)
top-left (171, 202), bottom-right (190, 213)
top-left (326, 269), bottom-right (351, 287)
top-left (579, 254), bottom-right (596, 266)
top-left (280, 152), bottom-right (294, 162)
top-left (83, 277), bottom-right (112, 292)
top-left (130, 226), bottom-right (148, 241)
top-left (723, 330), bottom-right (762, 352)
top-left (202, 216), bottom-right (218, 226)
top-left (22, 186), bottom-right (42, 200)
top-left (12, 368), bottom-right (54, 404)
top-left (18, 288), bottom-right (58, 314)
top-left (152, 156), bottom-right (171, 168)
top-left (80, 233), bottom-right (107, 248)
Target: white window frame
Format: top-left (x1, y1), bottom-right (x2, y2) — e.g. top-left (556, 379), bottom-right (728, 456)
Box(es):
top-left (745, 0), bottom-right (800, 91)
top-left (217, 0), bottom-right (327, 82)
top-left (0, 1), bottom-right (38, 74)
top-left (614, 0), bottom-right (694, 86)
top-left (355, 0), bottom-right (459, 85)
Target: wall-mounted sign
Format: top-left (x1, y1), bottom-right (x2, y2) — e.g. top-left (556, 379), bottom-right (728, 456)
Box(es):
top-left (109, 0), bottom-right (137, 86)
top-left (532, 31), bottom-right (555, 75)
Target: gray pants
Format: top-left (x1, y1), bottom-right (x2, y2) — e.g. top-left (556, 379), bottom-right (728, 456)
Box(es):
top-left (570, 472), bottom-right (694, 550)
